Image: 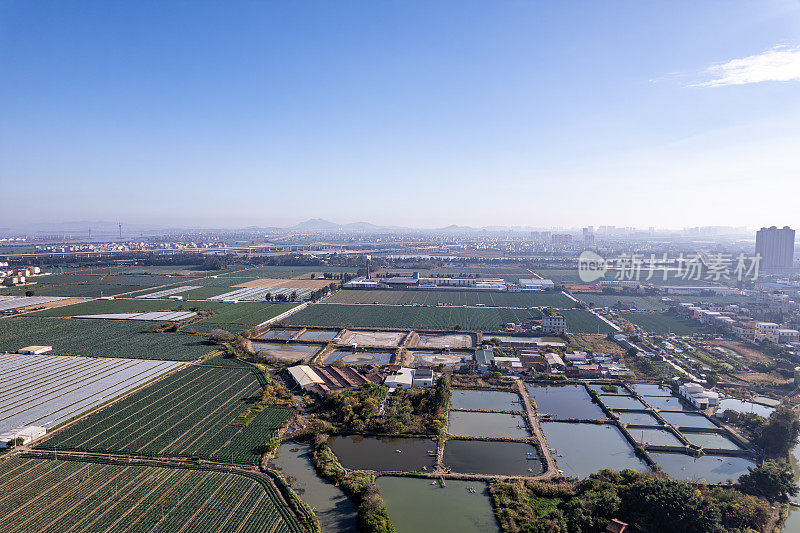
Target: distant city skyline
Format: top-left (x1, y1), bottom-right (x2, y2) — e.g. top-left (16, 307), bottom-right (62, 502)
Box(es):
top-left (2, 1), bottom-right (799, 228)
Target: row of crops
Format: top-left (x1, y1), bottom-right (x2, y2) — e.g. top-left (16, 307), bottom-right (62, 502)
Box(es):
top-left (283, 303), bottom-right (614, 333)
top-left (0, 317), bottom-right (214, 361)
top-left (0, 456), bottom-right (303, 533)
top-left (324, 289), bottom-right (577, 308)
top-left (39, 366), bottom-right (292, 465)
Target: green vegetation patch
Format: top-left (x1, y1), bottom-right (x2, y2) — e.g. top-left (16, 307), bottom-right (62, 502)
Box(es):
top-left (39, 365), bottom-right (294, 465)
top-left (0, 456), bottom-right (303, 533)
top-left (620, 311), bottom-right (706, 335)
top-left (283, 303), bottom-right (542, 331)
top-left (325, 289), bottom-right (576, 308)
top-left (0, 317), bottom-right (214, 361)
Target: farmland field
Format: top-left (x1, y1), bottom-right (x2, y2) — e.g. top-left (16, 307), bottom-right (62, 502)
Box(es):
top-left (570, 294), bottom-right (669, 311)
top-left (282, 303), bottom-right (542, 331)
top-left (0, 456), bottom-right (302, 533)
top-left (220, 265), bottom-right (357, 279)
top-left (557, 309), bottom-right (617, 334)
top-left (28, 298), bottom-right (297, 326)
top-left (39, 366), bottom-right (293, 465)
top-left (619, 311), bottom-right (707, 335)
top-left (324, 289), bottom-right (576, 308)
top-left (1, 275), bottom-right (190, 298)
top-left (0, 353), bottom-right (183, 433)
top-left (0, 318), bottom-right (215, 361)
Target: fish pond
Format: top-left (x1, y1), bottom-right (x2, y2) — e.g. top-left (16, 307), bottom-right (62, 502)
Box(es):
top-left (541, 422), bottom-right (649, 478)
top-left (447, 411), bottom-right (529, 439)
top-left (442, 440), bottom-right (543, 476)
top-left (268, 442), bottom-right (357, 532)
top-left (451, 389), bottom-right (522, 411)
top-left (649, 452), bottom-right (755, 484)
top-left (681, 431), bottom-right (741, 450)
top-left (377, 477), bottom-right (500, 533)
top-left (325, 350), bottom-right (394, 365)
top-left (297, 329), bottom-right (340, 341)
top-left (256, 328), bottom-right (300, 340)
top-left (328, 435), bottom-right (436, 472)
top-left (251, 342), bottom-right (319, 362)
top-left (631, 383), bottom-right (674, 396)
top-left (660, 411), bottom-right (717, 429)
top-left (598, 395), bottom-right (647, 410)
top-left (718, 398), bottom-right (776, 418)
top-left (616, 411), bottom-right (661, 426)
top-left (526, 384), bottom-right (606, 419)
top-left (629, 428), bottom-right (683, 447)
top-left (640, 394), bottom-right (687, 410)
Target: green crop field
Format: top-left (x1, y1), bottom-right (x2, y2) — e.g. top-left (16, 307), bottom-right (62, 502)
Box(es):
top-left (0, 456), bottom-right (302, 533)
top-left (571, 294), bottom-right (669, 311)
top-left (0, 317), bottom-right (215, 361)
top-left (220, 265), bottom-right (357, 279)
top-left (39, 366), bottom-right (294, 465)
top-left (619, 311), bottom-right (707, 335)
top-left (28, 299), bottom-right (297, 326)
top-left (556, 309), bottom-right (617, 334)
top-left (1, 274), bottom-right (189, 298)
top-left (324, 289), bottom-right (576, 308)
top-left (282, 303), bottom-right (542, 331)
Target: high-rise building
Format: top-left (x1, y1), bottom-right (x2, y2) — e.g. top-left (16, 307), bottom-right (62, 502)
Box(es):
top-left (755, 226), bottom-right (795, 274)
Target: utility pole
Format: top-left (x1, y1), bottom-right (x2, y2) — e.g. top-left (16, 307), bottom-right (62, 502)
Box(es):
top-left (118, 222), bottom-right (122, 240)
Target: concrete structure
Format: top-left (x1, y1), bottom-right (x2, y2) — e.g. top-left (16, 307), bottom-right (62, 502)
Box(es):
top-left (519, 279), bottom-right (556, 290)
top-left (287, 365), bottom-right (326, 389)
top-left (678, 382), bottom-right (719, 409)
top-left (545, 353), bottom-right (565, 373)
top-left (756, 226), bottom-right (795, 274)
top-left (0, 426), bottom-right (46, 448)
top-left (412, 368), bottom-right (434, 387)
top-left (384, 367), bottom-right (414, 389)
top-left (541, 315), bottom-right (567, 335)
top-left (18, 345), bottom-right (52, 355)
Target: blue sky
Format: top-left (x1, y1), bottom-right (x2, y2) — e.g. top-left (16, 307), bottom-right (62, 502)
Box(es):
top-left (2, 1), bottom-right (799, 229)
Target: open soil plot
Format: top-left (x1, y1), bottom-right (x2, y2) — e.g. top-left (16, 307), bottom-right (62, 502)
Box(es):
top-left (443, 439), bottom-right (543, 476)
top-left (451, 389), bottom-right (522, 411)
top-left (340, 329), bottom-right (405, 347)
top-left (377, 477), bottom-right (500, 533)
top-left (328, 435), bottom-right (437, 472)
top-left (447, 411), bottom-right (529, 438)
top-left (0, 354), bottom-right (183, 433)
top-left (0, 456), bottom-right (303, 533)
top-left (324, 350), bottom-right (394, 365)
top-left (282, 303), bottom-right (542, 331)
top-left (251, 342), bottom-right (319, 362)
top-left (526, 384), bottom-right (606, 419)
top-left (541, 422), bottom-right (650, 478)
top-left (0, 317), bottom-right (215, 361)
top-left (410, 351), bottom-right (464, 367)
top-left (38, 366), bottom-right (293, 465)
top-left (650, 452), bottom-right (755, 484)
top-left (416, 333), bottom-right (474, 349)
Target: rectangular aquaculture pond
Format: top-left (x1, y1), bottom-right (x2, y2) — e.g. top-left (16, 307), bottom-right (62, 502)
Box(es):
top-left (629, 428), bottom-right (683, 447)
top-left (526, 384), bottom-right (606, 419)
top-left (251, 342), bottom-right (319, 362)
top-left (660, 411), bottom-right (717, 429)
top-left (447, 411), bottom-right (530, 438)
top-left (681, 431), bottom-right (741, 450)
top-left (649, 452), bottom-right (755, 484)
top-left (451, 389), bottom-right (521, 411)
top-left (442, 440), bottom-right (543, 476)
top-left (598, 395), bottom-right (646, 410)
top-left (296, 329), bottom-right (340, 341)
top-left (327, 435), bottom-right (437, 472)
top-left (541, 422), bottom-right (650, 478)
top-left (324, 350), bottom-right (394, 365)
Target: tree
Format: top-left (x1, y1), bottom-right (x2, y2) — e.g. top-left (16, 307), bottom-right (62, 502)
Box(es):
top-left (621, 477), bottom-right (722, 532)
top-left (25, 290), bottom-right (34, 297)
top-left (738, 460), bottom-right (798, 502)
top-left (755, 406), bottom-right (800, 458)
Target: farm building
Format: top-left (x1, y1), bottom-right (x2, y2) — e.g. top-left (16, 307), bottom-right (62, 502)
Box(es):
top-left (678, 382), bottom-right (719, 409)
top-left (17, 345), bottom-right (52, 355)
top-left (519, 279), bottom-right (556, 290)
top-left (412, 368), bottom-right (434, 387)
top-left (0, 426), bottom-right (46, 448)
top-left (541, 315), bottom-right (567, 335)
top-left (286, 364), bottom-right (382, 395)
top-left (384, 367), bottom-right (414, 389)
